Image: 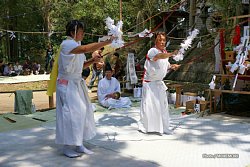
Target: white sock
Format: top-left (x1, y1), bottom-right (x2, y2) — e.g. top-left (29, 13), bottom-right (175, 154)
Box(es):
top-left (63, 145), bottom-right (82, 158)
top-left (76, 145), bottom-right (94, 155)
top-left (164, 129), bottom-right (174, 135)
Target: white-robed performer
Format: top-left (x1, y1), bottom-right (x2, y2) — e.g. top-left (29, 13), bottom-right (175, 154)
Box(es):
top-left (55, 20), bottom-right (112, 158)
top-left (138, 32), bottom-right (180, 135)
top-left (98, 62), bottom-right (131, 109)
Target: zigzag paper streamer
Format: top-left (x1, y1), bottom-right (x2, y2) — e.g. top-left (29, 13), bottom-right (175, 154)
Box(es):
top-left (173, 29), bottom-right (199, 61)
top-left (105, 17), bottom-right (124, 48)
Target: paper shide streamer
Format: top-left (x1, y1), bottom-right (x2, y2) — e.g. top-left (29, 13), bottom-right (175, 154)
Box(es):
top-left (173, 29), bottom-right (199, 61)
top-left (7, 31), bottom-right (16, 40)
top-left (105, 17), bottom-right (124, 48)
top-left (230, 37), bottom-right (249, 75)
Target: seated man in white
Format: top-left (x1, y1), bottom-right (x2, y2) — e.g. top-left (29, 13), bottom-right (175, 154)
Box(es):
top-left (98, 62), bottom-right (131, 109)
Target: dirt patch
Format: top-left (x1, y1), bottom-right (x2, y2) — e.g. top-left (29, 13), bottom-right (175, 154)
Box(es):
top-left (0, 81), bottom-right (48, 92)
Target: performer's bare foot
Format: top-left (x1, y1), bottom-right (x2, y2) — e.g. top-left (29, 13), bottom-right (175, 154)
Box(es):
top-left (76, 145), bottom-right (94, 155)
top-left (63, 145), bottom-right (82, 158)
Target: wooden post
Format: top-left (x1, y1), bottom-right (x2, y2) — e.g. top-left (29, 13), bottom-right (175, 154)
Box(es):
top-left (209, 89), bottom-right (213, 113)
top-left (189, 0), bottom-right (196, 28)
top-left (175, 85), bottom-right (182, 108)
top-left (49, 94), bottom-right (54, 108)
top-left (119, 0), bottom-right (122, 21)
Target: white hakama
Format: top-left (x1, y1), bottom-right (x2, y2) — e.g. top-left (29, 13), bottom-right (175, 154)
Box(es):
top-left (139, 81), bottom-right (170, 133)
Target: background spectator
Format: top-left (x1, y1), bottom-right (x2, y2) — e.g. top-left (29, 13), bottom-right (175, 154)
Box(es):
top-left (3, 63), bottom-right (17, 76)
top-left (32, 61), bottom-right (40, 75)
top-left (22, 60), bottom-right (31, 75)
top-left (111, 52), bottom-right (123, 80)
top-left (13, 61), bottom-right (23, 75)
top-left (88, 47), bottom-right (105, 90)
top-left (45, 44), bottom-right (54, 73)
top-left (0, 59), bottom-right (5, 76)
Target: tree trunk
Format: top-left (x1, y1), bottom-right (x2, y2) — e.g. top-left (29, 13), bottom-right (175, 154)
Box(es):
top-left (189, 0), bottom-right (196, 28)
top-left (43, 0), bottom-right (51, 44)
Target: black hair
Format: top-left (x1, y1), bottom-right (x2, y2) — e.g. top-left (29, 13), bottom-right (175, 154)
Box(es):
top-left (66, 20), bottom-right (84, 37)
top-left (154, 31), bottom-right (166, 40)
top-left (82, 67), bottom-right (90, 77)
top-left (104, 62), bottom-right (112, 72)
top-left (100, 47), bottom-right (104, 51)
top-left (113, 52), bottom-right (119, 58)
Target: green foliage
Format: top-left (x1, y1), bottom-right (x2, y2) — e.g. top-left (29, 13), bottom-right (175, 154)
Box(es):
top-left (0, 0), bottom-right (243, 64)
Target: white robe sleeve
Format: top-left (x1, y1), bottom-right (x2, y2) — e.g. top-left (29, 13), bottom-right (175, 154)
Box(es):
top-left (114, 78), bottom-right (121, 92)
top-left (60, 40), bottom-right (80, 73)
top-left (145, 48), bottom-right (161, 71)
top-left (97, 79), bottom-right (107, 102)
top-left (147, 48), bottom-right (158, 60)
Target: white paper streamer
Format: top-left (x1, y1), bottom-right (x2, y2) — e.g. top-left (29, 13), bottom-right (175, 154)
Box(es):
top-left (173, 29), bottom-right (199, 61)
top-left (166, 40), bottom-right (171, 47)
top-left (48, 31), bottom-right (54, 37)
top-left (7, 31), bottom-right (16, 40)
top-left (126, 53), bottom-right (138, 90)
top-left (225, 62), bottom-right (232, 68)
top-left (105, 17), bottom-right (124, 48)
top-left (138, 29), bottom-right (153, 38)
top-left (127, 29), bottom-right (153, 38)
top-left (197, 41), bottom-right (202, 48)
top-left (230, 36), bottom-right (249, 74)
top-left (209, 75), bottom-right (216, 89)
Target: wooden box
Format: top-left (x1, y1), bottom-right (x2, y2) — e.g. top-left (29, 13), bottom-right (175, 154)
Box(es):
top-left (225, 51), bottom-right (235, 60)
top-left (185, 100), bottom-right (209, 113)
top-left (185, 100), bottom-right (195, 113)
top-left (200, 100), bottom-right (209, 111)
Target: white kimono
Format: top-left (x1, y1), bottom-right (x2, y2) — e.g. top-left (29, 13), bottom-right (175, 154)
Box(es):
top-left (138, 47), bottom-right (171, 134)
top-left (55, 38), bottom-right (96, 146)
top-left (98, 77), bottom-right (131, 109)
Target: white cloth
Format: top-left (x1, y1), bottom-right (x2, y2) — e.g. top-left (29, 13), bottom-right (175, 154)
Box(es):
top-left (55, 38), bottom-right (96, 146)
top-left (138, 47), bottom-right (171, 134)
top-left (98, 77), bottom-right (131, 109)
top-left (126, 53), bottom-right (138, 84)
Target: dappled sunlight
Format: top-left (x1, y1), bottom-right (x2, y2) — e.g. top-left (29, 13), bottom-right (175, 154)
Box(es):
top-left (97, 114), bottom-right (137, 127)
top-left (0, 106), bottom-right (250, 166)
top-left (174, 116), bottom-right (250, 150)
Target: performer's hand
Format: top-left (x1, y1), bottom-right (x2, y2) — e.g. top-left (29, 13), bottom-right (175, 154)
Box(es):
top-left (153, 56), bottom-right (159, 61)
top-left (92, 54), bottom-right (102, 63)
top-left (105, 93), bottom-right (115, 99)
top-left (170, 64), bottom-right (181, 71)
